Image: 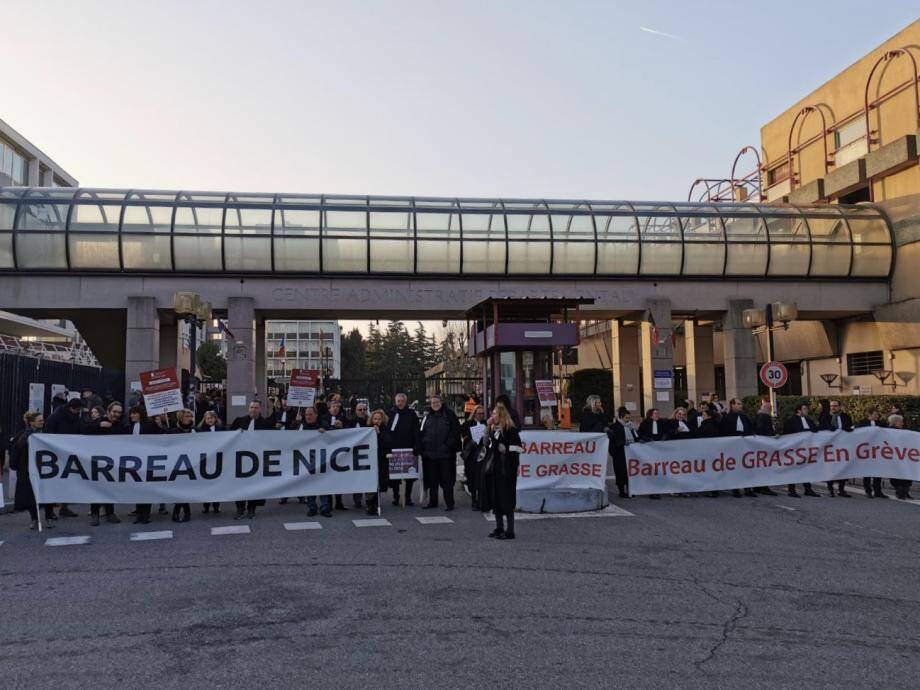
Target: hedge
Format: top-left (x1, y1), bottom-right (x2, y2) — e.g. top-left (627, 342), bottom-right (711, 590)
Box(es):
top-left (742, 394), bottom-right (920, 431)
top-left (567, 368), bottom-right (614, 425)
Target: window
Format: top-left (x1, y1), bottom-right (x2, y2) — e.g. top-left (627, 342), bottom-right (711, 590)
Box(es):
top-left (846, 350), bottom-right (884, 376)
top-left (834, 119), bottom-right (867, 149)
top-left (766, 161), bottom-right (790, 187)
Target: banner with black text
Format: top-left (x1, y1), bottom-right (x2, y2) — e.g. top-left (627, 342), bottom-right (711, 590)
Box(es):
top-left (29, 428), bottom-right (378, 504)
top-left (626, 427), bottom-right (920, 495)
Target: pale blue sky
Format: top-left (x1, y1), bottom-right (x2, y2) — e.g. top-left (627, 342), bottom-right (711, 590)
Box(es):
top-left (3, 1), bottom-right (918, 201)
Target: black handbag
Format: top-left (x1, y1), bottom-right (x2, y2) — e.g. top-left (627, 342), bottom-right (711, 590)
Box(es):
top-left (478, 442), bottom-right (494, 475)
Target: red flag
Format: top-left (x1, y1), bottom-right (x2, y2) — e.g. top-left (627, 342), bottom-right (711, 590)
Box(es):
top-left (649, 312), bottom-right (660, 346)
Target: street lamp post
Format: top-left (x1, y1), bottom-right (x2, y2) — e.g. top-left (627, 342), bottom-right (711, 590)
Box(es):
top-left (173, 292), bottom-right (212, 419)
top-left (743, 302), bottom-right (797, 428)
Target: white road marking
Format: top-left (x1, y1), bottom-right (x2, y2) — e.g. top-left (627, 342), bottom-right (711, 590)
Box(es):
top-left (45, 536), bottom-right (91, 546)
top-left (774, 504), bottom-right (798, 511)
top-left (130, 530), bottom-right (173, 541)
top-left (353, 518), bottom-right (391, 527)
top-left (284, 521), bottom-right (323, 531)
top-left (483, 505), bottom-right (635, 521)
top-left (415, 516), bottom-right (454, 525)
top-left (211, 525), bottom-right (251, 535)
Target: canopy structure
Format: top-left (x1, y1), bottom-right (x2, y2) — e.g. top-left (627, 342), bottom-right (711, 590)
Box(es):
top-left (0, 188), bottom-right (894, 279)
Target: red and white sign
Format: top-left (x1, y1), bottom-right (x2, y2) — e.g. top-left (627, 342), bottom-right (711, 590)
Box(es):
top-left (139, 367), bottom-right (183, 416)
top-left (759, 361), bottom-right (788, 389)
top-left (287, 369), bottom-right (319, 408)
top-left (517, 431), bottom-right (609, 491)
top-left (535, 380), bottom-right (556, 408)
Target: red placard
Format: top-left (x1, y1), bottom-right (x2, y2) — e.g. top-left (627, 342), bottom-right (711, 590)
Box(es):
top-left (287, 369), bottom-right (320, 408)
top-left (139, 367), bottom-right (183, 415)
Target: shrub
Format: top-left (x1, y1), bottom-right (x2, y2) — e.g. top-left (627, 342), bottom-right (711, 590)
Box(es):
top-left (743, 394), bottom-right (920, 430)
top-left (567, 368), bottom-right (614, 425)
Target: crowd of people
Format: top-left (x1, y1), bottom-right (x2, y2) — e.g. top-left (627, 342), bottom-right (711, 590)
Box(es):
top-left (8, 390), bottom-right (524, 541)
top-left (579, 393), bottom-right (916, 500)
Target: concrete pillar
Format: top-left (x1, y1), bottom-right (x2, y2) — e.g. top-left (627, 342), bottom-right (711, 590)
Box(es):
top-left (226, 297), bottom-right (256, 421)
top-left (723, 299), bottom-right (759, 401)
top-left (255, 319), bottom-right (268, 405)
top-left (641, 298), bottom-right (674, 416)
top-left (611, 321), bottom-right (641, 415)
top-left (125, 296), bottom-right (160, 403)
top-left (27, 158), bottom-right (41, 186)
top-left (685, 320), bottom-right (716, 404)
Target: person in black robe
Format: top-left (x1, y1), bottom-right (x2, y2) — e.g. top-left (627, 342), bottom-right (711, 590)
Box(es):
top-left (461, 405), bottom-right (487, 510)
top-left (85, 401), bottom-right (127, 525)
top-left (229, 401), bottom-right (272, 519)
top-left (820, 399), bottom-right (854, 497)
top-left (856, 409), bottom-right (887, 498)
top-left (367, 409), bottom-right (392, 515)
top-left (126, 405), bottom-right (163, 523)
top-left (387, 393), bottom-right (421, 506)
top-left (782, 403), bottom-right (820, 498)
top-left (197, 409), bottom-right (225, 513)
top-left (168, 408), bottom-right (196, 522)
top-left (12, 411), bottom-right (56, 529)
top-left (719, 398), bottom-right (757, 498)
top-left (609, 407), bottom-right (638, 498)
top-left (579, 395), bottom-right (608, 433)
top-left (480, 402), bottom-right (522, 540)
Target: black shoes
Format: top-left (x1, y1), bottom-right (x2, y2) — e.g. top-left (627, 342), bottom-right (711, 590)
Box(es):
top-left (732, 490), bottom-right (743, 498)
top-left (445, 504), bottom-right (455, 511)
top-left (246, 509), bottom-right (256, 519)
top-left (90, 516), bottom-right (100, 527)
top-left (59, 507), bottom-right (78, 518)
top-left (106, 514), bottom-right (121, 524)
top-left (279, 498), bottom-right (288, 505)
top-left (488, 529), bottom-right (504, 538)
top-left (422, 502), bottom-right (438, 510)
top-left (307, 508), bottom-right (318, 517)
top-left (321, 508), bottom-right (333, 518)
top-left (788, 490), bottom-right (801, 498)
top-left (158, 505), bottom-right (169, 515)
top-left (804, 489), bottom-right (820, 497)
top-left (758, 488), bottom-right (778, 496)
top-left (391, 498), bottom-right (400, 507)
top-left (496, 531), bottom-right (515, 540)
top-left (839, 489), bottom-right (851, 498)
top-left (744, 489), bottom-right (758, 497)
top-left (233, 510), bottom-right (246, 520)
top-left (876, 492), bottom-right (889, 499)
top-left (618, 488), bottom-right (629, 499)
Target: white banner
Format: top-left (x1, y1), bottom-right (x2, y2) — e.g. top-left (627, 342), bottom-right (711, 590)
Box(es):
top-left (29, 383), bottom-right (45, 414)
top-left (518, 431), bottom-right (609, 491)
top-left (626, 427), bottom-right (920, 495)
top-left (29, 428), bottom-right (378, 504)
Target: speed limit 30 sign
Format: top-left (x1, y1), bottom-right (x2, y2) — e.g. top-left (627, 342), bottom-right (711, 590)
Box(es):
top-left (759, 361), bottom-right (788, 389)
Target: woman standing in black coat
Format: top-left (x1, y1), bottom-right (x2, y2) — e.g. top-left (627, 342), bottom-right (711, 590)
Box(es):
top-left (197, 409), bottom-right (224, 514)
top-left (127, 405), bottom-right (162, 524)
top-left (367, 409), bottom-right (392, 515)
top-left (480, 403), bottom-right (523, 541)
top-left (169, 408), bottom-right (196, 522)
top-left (461, 405), bottom-right (487, 510)
top-left (12, 411), bottom-right (56, 530)
top-left (579, 395), bottom-right (608, 433)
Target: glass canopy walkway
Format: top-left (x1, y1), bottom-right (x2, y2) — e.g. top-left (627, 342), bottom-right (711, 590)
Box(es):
top-left (0, 188), bottom-right (893, 279)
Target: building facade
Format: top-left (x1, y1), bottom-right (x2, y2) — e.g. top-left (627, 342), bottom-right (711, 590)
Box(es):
top-left (265, 320), bottom-right (342, 389)
top-left (0, 117), bottom-right (77, 188)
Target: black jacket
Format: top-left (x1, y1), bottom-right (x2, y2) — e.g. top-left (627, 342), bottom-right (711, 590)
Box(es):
top-left (820, 412), bottom-right (854, 432)
top-left (420, 408), bottom-right (462, 459)
top-left (664, 418), bottom-right (693, 441)
top-left (754, 412), bottom-right (775, 436)
top-left (346, 416), bottom-right (371, 429)
top-left (694, 418), bottom-right (720, 439)
top-left (720, 412), bottom-right (754, 436)
top-left (387, 405), bottom-right (421, 454)
top-left (783, 415), bottom-right (817, 435)
top-left (126, 419), bottom-right (162, 435)
top-left (43, 406), bottom-right (83, 435)
top-left (856, 419), bottom-right (886, 429)
top-left (638, 418), bottom-right (665, 442)
top-left (579, 410), bottom-right (608, 433)
top-left (86, 418), bottom-right (128, 435)
top-left (480, 425), bottom-right (522, 516)
top-left (230, 415), bottom-right (273, 431)
top-left (271, 408), bottom-right (295, 430)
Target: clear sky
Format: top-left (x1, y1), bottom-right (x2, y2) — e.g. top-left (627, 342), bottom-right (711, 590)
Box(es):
top-left (3, 1), bottom-right (918, 202)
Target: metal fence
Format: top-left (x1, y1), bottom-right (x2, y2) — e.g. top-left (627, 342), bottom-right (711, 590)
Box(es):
top-left (0, 351), bottom-right (124, 451)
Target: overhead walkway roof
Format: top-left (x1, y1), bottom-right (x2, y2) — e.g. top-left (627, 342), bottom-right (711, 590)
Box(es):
top-left (0, 188), bottom-right (894, 279)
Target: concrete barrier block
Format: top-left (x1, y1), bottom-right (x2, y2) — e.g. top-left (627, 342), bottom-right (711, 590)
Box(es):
top-left (865, 134), bottom-right (918, 179)
top-left (788, 179), bottom-right (825, 205)
top-left (824, 159), bottom-right (867, 197)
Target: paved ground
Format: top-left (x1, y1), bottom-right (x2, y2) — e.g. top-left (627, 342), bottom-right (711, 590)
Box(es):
top-left (2, 481), bottom-right (920, 688)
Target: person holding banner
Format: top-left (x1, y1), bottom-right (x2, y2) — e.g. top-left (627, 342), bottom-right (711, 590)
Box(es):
top-left (638, 409), bottom-right (665, 443)
top-left (126, 405), bottom-right (164, 524)
top-left (168, 409), bottom-right (196, 522)
top-left (366, 409), bottom-right (392, 515)
top-left (299, 406), bottom-right (334, 517)
top-left (821, 400), bottom-right (854, 497)
top-left (782, 402), bottom-right (821, 498)
top-left (345, 401), bottom-right (373, 508)
top-left (579, 396), bottom-right (608, 433)
top-left (197, 409), bottom-right (224, 513)
top-left (388, 393), bottom-right (420, 507)
top-left (666, 408), bottom-right (693, 441)
top-left (888, 414), bottom-right (913, 499)
top-left (12, 411), bottom-right (56, 529)
top-left (720, 399), bottom-right (758, 498)
top-left (86, 401), bottom-right (126, 526)
top-left (481, 403), bottom-right (522, 540)
top-left (610, 407), bottom-right (638, 498)
top-left (461, 405), bottom-right (487, 509)
top-left (857, 409), bottom-right (888, 499)
top-left (272, 398), bottom-right (293, 430)
top-left (42, 397), bottom-right (86, 518)
top-left (419, 394), bottom-right (462, 511)
top-left (230, 401), bottom-right (272, 519)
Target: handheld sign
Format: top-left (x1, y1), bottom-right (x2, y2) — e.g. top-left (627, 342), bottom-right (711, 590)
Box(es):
top-left (535, 379), bottom-right (556, 408)
top-left (389, 448), bottom-right (419, 480)
top-left (287, 369), bottom-right (319, 408)
top-left (759, 361), bottom-right (788, 389)
top-left (140, 367), bottom-right (184, 416)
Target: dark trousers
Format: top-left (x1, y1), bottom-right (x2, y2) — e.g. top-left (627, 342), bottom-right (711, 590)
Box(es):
top-left (203, 502), bottom-right (221, 511)
top-left (28, 504), bottom-right (55, 521)
top-left (90, 503), bottom-right (114, 517)
top-left (891, 479), bottom-right (913, 497)
top-left (235, 500), bottom-right (260, 514)
top-left (390, 478), bottom-right (416, 502)
top-left (788, 483), bottom-right (813, 493)
top-left (135, 504), bottom-right (152, 520)
top-left (826, 480), bottom-right (846, 492)
top-left (612, 455), bottom-right (628, 491)
top-left (423, 456), bottom-right (456, 507)
top-left (863, 477), bottom-right (883, 495)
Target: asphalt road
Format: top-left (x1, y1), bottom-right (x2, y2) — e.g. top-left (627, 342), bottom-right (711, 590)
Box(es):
top-left (2, 482), bottom-right (920, 688)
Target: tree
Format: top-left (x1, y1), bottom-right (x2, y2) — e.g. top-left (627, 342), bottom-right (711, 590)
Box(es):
top-left (196, 340), bottom-right (227, 381)
top-left (340, 328), bottom-right (366, 380)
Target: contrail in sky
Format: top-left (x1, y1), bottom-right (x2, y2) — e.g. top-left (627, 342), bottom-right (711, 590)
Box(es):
top-left (639, 26), bottom-right (679, 39)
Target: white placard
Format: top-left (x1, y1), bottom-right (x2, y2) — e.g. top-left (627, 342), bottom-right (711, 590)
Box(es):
top-left (656, 391), bottom-right (670, 402)
top-left (29, 383), bottom-right (45, 414)
top-left (625, 401), bottom-right (637, 411)
top-left (30, 427), bottom-right (378, 503)
top-left (231, 395), bottom-right (247, 406)
top-left (469, 423), bottom-right (486, 444)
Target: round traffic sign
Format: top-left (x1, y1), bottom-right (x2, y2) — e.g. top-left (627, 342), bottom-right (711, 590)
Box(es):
top-left (759, 361), bottom-right (788, 389)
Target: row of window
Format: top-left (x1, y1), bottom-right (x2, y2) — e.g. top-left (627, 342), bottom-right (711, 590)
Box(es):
top-left (846, 350), bottom-right (886, 377)
top-left (0, 140), bottom-right (27, 186)
top-left (266, 332), bottom-right (336, 340)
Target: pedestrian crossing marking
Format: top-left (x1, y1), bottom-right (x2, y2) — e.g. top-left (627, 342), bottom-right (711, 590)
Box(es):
top-left (130, 530), bottom-right (173, 541)
top-left (211, 525), bottom-right (251, 535)
top-left (415, 516), bottom-right (454, 525)
top-left (775, 505), bottom-right (798, 511)
top-left (45, 536), bottom-right (91, 546)
top-left (284, 521), bottom-right (323, 531)
top-left (353, 518), bottom-right (391, 527)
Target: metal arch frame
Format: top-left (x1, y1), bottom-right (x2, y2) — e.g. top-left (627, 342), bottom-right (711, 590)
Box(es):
top-left (454, 198), bottom-right (464, 274)
top-left (269, 193), bottom-right (280, 273)
top-left (169, 191), bottom-right (182, 272)
top-left (116, 189), bottom-right (131, 271)
top-left (410, 196), bottom-right (418, 275)
top-left (787, 106), bottom-right (831, 193)
top-left (219, 192), bottom-right (231, 273)
top-left (541, 200), bottom-right (553, 276)
top-left (832, 204), bottom-right (856, 277)
top-left (730, 146), bottom-right (764, 203)
top-left (864, 48), bottom-right (920, 151)
top-left (364, 195), bottom-right (371, 274)
top-left (62, 190), bottom-right (80, 270)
